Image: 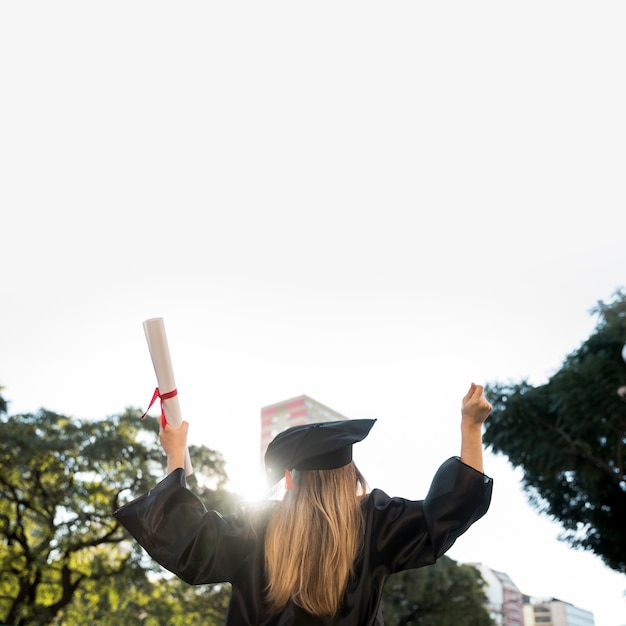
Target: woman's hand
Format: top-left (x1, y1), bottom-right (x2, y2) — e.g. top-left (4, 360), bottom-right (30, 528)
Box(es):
top-left (460, 383), bottom-right (491, 473)
top-left (461, 383), bottom-right (492, 426)
top-left (159, 421), bottom-right (189, 474)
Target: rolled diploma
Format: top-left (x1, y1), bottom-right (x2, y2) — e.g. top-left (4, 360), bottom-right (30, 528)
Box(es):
top-left (143, 317), bottom-right (193, 476)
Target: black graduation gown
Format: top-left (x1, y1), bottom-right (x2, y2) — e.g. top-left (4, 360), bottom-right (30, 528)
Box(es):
top-left (114, 456), bottom-right (492, 625)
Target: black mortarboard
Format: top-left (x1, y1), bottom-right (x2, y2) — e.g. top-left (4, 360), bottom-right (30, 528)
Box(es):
top-left (264, 419), bottom-right (376, 486)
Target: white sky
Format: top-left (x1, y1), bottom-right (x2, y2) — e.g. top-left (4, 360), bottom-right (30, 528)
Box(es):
top-left (1, 2), bottom-right (625, 625)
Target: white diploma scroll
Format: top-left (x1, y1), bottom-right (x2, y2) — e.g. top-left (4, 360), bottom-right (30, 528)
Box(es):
top-left (143, 317), bottom-right (193, 476)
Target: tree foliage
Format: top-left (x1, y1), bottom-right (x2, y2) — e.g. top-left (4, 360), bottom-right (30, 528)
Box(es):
top-left (0, 406), bottom-right (236, 625)
top-left (381, 556), bottom-right (493, 625)
top-left (484, 289), bottom-right (626, 574)
top-left (55, 571), bottom-right (231, 626)
top-left (0, 386), bottom-right (7, 416)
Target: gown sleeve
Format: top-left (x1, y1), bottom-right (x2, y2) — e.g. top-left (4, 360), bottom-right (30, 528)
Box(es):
top-left (113, 468), bottom-right (261, 585)
top-left (368, 456), bottom-right (492, 573)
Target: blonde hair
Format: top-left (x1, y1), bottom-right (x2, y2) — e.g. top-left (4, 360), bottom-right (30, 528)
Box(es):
top-left (264, 462), bottom-right (368, 618)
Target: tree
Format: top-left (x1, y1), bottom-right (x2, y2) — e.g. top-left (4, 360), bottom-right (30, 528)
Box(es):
top-left (0, 386), bottom-right (7, 416)
top-left (381, 556), bottom-right (493, 625)
top-left (484, 289), bottom-right (626, 574)
top-left (55, 570), bottom-right (231, 625)
top-left (0, 406), bottom-right (235, 625)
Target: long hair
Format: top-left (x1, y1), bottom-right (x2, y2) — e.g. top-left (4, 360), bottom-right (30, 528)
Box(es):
top-left (264, 462), bottom-right (368, 618)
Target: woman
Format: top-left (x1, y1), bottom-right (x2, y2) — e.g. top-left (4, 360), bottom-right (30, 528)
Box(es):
top-left (115, 383), bottom-right (493, 625)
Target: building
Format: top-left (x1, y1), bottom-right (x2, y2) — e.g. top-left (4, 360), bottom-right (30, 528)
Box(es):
top-left (468, 564), bottom-right (596, 626)
top-left (471, 563), bottom-right (524, 626)
top-left (522, 597), bottom-right (595, 626)
top-left (260, 394), bottom-right (349, 461)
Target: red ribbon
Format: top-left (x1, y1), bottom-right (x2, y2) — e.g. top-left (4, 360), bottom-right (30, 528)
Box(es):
top-left (141, 387), bottom-right (178, 429)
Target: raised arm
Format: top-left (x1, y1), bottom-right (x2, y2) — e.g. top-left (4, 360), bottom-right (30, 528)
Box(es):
top-left (460, 383), bottom-right (492, 473)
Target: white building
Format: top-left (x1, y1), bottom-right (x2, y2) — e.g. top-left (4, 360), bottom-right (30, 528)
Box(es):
top-left (468, 564), bottom-right (596, 626)
top-left (522, 597), bottom-right (595, 626)
top-left (470, 563), bottom-right (524, 626)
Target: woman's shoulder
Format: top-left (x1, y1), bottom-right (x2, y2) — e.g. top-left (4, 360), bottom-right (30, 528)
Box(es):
top-left (362, 488), bottom-right (399, 510)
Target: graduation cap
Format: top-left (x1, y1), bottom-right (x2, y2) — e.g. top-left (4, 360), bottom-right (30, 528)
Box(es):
top-left (264, 419), bottom-right (376, 486)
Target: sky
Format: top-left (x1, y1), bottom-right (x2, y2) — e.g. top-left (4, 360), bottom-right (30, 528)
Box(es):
top-left (1, 1), bottom-right (625, 624)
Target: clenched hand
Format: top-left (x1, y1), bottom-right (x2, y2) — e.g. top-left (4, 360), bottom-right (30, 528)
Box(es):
top-left (461, 383), bottom-right (492, 426)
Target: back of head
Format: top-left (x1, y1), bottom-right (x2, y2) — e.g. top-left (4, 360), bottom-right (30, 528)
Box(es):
top-left (264, 462), bottom-right (368, 618)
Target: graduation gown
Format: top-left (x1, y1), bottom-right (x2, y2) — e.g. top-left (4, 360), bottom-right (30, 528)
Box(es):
top-left (114, 457), bottom-right (492, 625)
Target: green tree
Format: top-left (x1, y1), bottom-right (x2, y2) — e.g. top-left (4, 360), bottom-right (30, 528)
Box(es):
top-left (0, 386), bottom-right (7, 416)
top-left (484, 289), bottom-right (626, 574)
top-left (56, 570), bottom-right (231, 625)
top-left (381, 556), bottom-right (493, 625)
top-left (0, 407), bottom-right (235, 625)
